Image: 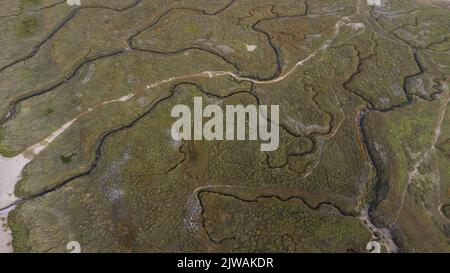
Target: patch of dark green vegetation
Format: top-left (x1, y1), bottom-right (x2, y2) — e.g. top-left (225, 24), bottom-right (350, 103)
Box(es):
top-left (46, 107), bottom-right (54, 115)
top-left (60, 153), bottom-right (76, 164)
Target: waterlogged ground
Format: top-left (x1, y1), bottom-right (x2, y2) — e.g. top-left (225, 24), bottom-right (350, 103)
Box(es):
top-left (0, 0), bottom-right (450, 253)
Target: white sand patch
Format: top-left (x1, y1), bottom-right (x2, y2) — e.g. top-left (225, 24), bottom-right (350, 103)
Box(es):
top-left (348, 22), bottom-right (366, 30)
top-left (246, 44), bottom-right (257, 52)
top-left (0, 155), bottom-right (27, 209)
top-left (367, 0), bottom-right (384, 6)
top-left (66, 0), bottom-right (81, 6)
top-left (105, 94), bottom-right (134, 104)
